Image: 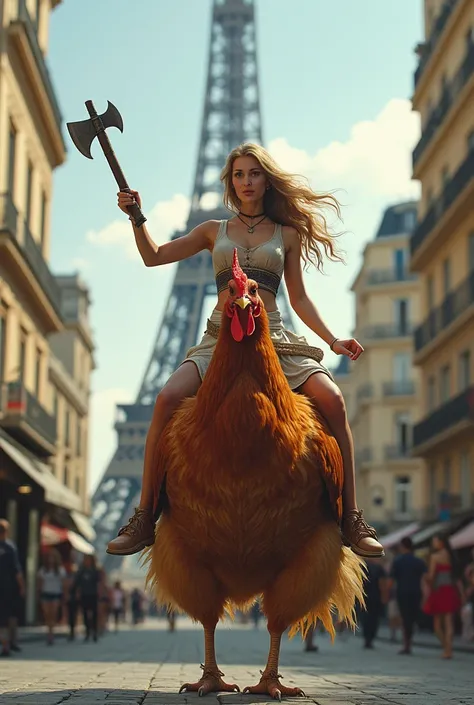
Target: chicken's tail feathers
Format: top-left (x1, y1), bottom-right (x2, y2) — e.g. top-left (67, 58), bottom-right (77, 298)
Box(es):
top-left (288, 547), bottom-right (366, 641)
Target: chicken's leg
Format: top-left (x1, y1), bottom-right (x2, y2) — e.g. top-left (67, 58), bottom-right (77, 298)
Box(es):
top-left (179, 623), bottom-right (240, 696)
top-left (243, 630), bottom-right (305, 701)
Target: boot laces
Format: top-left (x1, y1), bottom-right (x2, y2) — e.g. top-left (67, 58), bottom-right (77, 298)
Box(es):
top-left (346, 510), bottom-right (378, 541)
top-left (118, 508), bottom-right (150, 537)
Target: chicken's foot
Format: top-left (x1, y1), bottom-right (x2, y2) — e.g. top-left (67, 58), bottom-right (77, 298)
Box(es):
top-left (179, 625), bottom-right (239, 697)
top-left (243, 632), bottom-right (305, 701)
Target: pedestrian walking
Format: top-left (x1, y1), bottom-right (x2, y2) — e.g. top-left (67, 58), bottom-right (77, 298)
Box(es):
top-left (0, 519), bottom-right (24, 653)
top-left (73, 554), bottom-right (101, 642)
top-left (97, 568), bottom-right (111, 636)
top-left (37, 548), bottom-right (66, 645)
top-left (423, 534), bottom-right (462, 659)
top-left (131, 588), bottom-right (143, 625)
top-left (64, 563), bottom-right (78, 641)
top-left (110, 581), bottom-right (125, 632)
top-left (390, 537), bottom-right (427, 655)
top-left (0, 522), bottom-right (24, 657)
top-left (360, 558), bottom-right (388, 649)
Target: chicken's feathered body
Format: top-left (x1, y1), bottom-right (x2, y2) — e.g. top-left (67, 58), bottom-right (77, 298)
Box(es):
top-left (147, 256), bottom-right (364, 698)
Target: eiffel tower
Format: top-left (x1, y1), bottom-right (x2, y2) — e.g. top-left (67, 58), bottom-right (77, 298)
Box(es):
top-left (91, 0), bottom-right (294, 576)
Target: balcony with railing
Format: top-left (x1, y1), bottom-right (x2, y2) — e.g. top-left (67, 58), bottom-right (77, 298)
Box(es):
top-left (383, 380), bottom-right (416, 397)
top-left (355, 447), bottom-right (373, 465)
top-left (415, 270), bottom-right (474, 352)
top-left (413, 384), bottom-right (474, 450)
top-left (413, 43), bottom-right (474, 168)
top-left (0, 380), bottom-right (57, 456)
top-left (366, 269), bottom-right (417, 286)
top-left (384, 444), bottom-right (413, 460)
top-left (0, 193), bottom-right (62, 320)
top-left (9, 0), bottom-right (63, 135)
top-left (363, 323), bottom-right (413, 340)
top-left (410, 149), bottom-right (474, 259)
top-left (356, 383), bottom-right (373, 403)
top-left (414, 0), bottom-right (461, 87)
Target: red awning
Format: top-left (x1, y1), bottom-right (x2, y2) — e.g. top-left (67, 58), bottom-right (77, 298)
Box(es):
top-left (450, 520), bottom-right (474, 550)
top-left (41, 523), bottom-right (95, 554)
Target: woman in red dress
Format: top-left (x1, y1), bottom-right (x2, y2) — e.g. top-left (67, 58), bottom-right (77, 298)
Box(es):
top-left (423, 535), bottom-right (462, 659)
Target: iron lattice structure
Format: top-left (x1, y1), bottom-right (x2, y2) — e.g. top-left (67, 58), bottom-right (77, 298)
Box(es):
top-left (91, 0), bottom-right (294, 575)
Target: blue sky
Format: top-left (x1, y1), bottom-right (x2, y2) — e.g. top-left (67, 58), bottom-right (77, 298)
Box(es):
top-left (47, 0), bottom-right (423, 492)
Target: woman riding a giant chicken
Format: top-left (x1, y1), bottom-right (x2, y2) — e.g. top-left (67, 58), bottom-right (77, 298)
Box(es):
top-left (107, 143), bottom-right (384, 559)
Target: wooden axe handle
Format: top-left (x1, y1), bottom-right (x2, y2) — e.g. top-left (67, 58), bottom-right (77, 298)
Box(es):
top-left (85, 100), bottom-right (146, 227)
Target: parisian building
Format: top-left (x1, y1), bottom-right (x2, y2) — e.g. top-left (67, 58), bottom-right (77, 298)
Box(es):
top-left (0, 0), bottom-right (95, 622)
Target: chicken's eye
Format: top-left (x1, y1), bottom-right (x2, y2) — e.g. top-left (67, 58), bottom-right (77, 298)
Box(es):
top-left (229, 286), bottom-right (235, 296)
top-left (249, 286), bottom-right (257, 296)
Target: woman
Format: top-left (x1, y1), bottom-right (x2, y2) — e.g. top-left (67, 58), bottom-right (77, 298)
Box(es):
top-left (73, 554), bottom-right (101, 642)
top-left (423, 534), bottom-right (462, 659)
top-left (37, 549), bottom-right (66, 645)
top-left (110, 581), bottom-right (125, 632)
top-left (107, 142), bottom-right (383, 559)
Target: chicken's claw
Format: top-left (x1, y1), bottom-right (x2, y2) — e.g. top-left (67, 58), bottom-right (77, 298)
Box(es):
top-left (243, 670), bottom-right (305, 700)
top-left (179, 666), bottom-right (240, 697)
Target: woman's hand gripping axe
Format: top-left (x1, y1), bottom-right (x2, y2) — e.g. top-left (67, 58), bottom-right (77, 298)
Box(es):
top-left (67, 100), bottom-right (146, 227)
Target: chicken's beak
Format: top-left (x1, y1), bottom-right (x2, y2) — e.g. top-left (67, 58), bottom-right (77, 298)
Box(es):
top-left (234, 296), bottom-right (250, 310)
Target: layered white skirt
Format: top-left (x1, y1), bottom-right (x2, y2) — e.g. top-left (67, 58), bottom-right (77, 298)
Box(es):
top-left (183, 308), bottom-right (333, 390)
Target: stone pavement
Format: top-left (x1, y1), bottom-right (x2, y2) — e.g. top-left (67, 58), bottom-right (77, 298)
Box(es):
top-left (1, 618), bottom-right (473, 705)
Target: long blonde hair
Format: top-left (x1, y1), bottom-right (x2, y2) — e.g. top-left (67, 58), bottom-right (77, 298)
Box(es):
top-left (220, 143), bottom-right (344, 270)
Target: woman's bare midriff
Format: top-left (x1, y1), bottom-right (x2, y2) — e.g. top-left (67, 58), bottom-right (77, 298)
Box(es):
top-left (215, 288), bottom-right (277, 313)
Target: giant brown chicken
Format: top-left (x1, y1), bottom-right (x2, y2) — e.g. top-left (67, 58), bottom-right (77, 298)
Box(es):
top-left (147, 250), bottom-right (365, 700)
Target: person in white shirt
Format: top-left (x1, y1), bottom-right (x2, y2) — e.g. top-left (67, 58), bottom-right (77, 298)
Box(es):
top-left (37, 549), bottom-right (66, 645)
top-left (110, 581), bottom-right (125, 632)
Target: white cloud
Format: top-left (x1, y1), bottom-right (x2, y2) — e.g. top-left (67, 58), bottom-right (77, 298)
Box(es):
top-left (268, 98), bottom-right (421, 202)
top-left (86, 193), bottom-right (190, 259)
top-left (88, 386), bottom-right (135, 493)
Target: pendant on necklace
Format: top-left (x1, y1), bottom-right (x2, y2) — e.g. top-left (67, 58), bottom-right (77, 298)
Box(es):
top-left (248, 227), bottom-right (254, 233)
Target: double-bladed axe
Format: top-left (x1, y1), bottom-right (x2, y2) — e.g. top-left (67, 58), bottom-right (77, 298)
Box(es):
top-left (67, 100), bottom-right (146, 227)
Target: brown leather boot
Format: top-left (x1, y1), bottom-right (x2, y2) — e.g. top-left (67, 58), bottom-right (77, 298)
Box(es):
top-left (342, 509), bottom-right (384, 558)
top-left (106, 507), bottom-right (156, 556)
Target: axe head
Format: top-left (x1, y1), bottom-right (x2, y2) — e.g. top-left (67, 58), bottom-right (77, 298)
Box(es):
top-left (67, 101), bottom-right (123, 159)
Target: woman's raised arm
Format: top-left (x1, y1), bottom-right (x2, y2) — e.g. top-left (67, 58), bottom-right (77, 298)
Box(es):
top-left (118, 189), bottom-right (216, 267)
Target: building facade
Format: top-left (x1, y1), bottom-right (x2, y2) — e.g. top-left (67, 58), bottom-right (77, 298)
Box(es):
top-left (349, 202), bottom-right (425, 534)
top-left (0, 0), bottom-right (95, 621)
top-left (410, 0), bottom-right (474, 521)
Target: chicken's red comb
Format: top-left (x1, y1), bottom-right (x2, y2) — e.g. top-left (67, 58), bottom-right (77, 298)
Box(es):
top-left (232, 248), bottom-right (247, 295)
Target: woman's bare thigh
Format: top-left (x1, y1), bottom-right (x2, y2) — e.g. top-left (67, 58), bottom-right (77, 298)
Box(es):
top-left (159, 360), bottom-right (202, 403)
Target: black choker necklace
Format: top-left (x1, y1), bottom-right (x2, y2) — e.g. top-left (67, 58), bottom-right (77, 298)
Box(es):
top-left (237, 213), bottom-right (267, 233)
top-left (239, 210), bottom-right (265, 218)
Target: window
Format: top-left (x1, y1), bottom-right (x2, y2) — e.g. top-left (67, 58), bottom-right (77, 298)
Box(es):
top-left (458, 350), bottom-right (471, 391)
top-left (427, 375), bottom-right (436, 411)
top-left (64, 463), bottom-right (69, 488)
top-left (469, 232), bottom-right (474, 271)
top-left (443, 458), bottom-right (451, 492)
top-left (440, 365), bottom-right (451, 403)
top-left (393, 352), bottom-right (411, 383)
top-left (0, 306), bottom-right (6, 380)
top-left (8, 122), bottom-right (16, 196)
top-left (25, 161), bottom-right (33, 228)
top-left (394, 299), bottom-right (410, 334)
top-left (76, 418), bottom-right (82, 456)
top-left (460, 451), bottom-right (471, 510)
top-left (75, 475), bottom-right (81, 495)
top-left (39, 192), bottom-right (47, 247)
top-left (53, 390), bottom-right (58, 428)
top-left (442, 258), bottom-right (451, 295)
top-left (19, 332), bottom-right (26, 384)
top-left (35, 349), bottom-right (41, 398)
top-left (395, 477), bottom-right (412, 517)
top-left (403, 211), bottom-right (416, 233)
top-left (65, 406), bottom-right (70, 446)
top-left (395, 412), bottom-right (411, 453)
top-left (393, 248), bottom-right (407, 279)
top-left (426, 275), bottom-right (435, 310)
